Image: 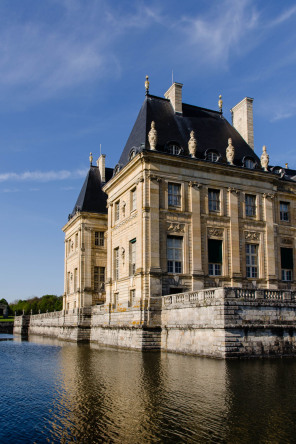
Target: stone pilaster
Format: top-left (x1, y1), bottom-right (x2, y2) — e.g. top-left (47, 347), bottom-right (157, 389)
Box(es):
top-left (263, 194), bottom-right (277, 287)
top-left (148, 174), bottom-right (162, 298)
top-left (228, 188), bottom-right (241, 282)
top-left (106, 203), bottom-right (113, 305)
top-left (189, 182), bottom-right (203, 289)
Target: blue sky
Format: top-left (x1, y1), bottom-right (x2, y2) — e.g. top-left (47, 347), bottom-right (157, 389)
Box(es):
top-left (1, 0), bottom-right (296, 303)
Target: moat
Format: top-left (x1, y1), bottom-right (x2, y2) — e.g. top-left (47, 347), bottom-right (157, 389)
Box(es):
top-left (1, 334), bottom-right (296, 443)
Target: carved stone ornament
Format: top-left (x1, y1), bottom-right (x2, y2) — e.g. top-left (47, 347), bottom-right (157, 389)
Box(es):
top-left (167, 222), bottom-right (185, 233)
top-left (189, 181), bottom-right (202, 189)
top-left (245, 231), bottom-right (260, 241)
top-left (281, 238), bottom-right (293, 245)
top-left (188, 131), bottom-right (197, 158)
top-left (148, 121), bottom-right (157, 150)
top-left (260, 145), bottom-right (269, 171)
top-left (226, 138), bottom-right (235, 165)
top-left (148, 174), bottom-right (161, 182)
top-left (263, 193), bottom-right (274, 199)
top-left (228, 187), bottom-right (239, 194)
top-left (208, 228), bottom-right (223, 238)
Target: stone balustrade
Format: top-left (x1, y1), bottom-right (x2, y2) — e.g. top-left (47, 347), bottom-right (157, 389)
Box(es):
top-left (162, 287), bottom-right (296, 307)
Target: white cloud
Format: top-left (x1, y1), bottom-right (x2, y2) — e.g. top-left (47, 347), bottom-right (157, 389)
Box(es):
top-left (179, 0), bottom-right (259, 65)
top-left (267, 5), bottom-right (296, 27)
top-left (0, 169), bottom-right (87, 183)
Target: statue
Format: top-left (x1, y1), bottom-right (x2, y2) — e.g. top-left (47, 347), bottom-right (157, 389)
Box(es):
top-left (226, 138), bottom-right (235, 165)
top-left (148, 121), bottom-right (157, 150)
top-left (188, 131), bottom-right (197, 158)
top-left (261, 145), bottom-right (269, 171)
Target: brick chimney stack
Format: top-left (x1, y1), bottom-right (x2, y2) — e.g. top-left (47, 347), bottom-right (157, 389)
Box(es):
top-left (231, 97), bottom-right (254, 150)
top-left (164, 82), bottom-right (183, 114)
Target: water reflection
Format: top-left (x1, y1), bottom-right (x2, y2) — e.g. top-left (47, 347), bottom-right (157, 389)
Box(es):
top-left (1, 335), bottom-right (296, 443)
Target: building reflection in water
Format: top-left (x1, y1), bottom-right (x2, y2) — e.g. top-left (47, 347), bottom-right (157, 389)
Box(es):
top-left (27, 336), bottom-right (296, 443)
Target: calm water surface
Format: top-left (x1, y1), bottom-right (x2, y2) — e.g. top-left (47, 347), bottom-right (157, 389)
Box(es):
top-left (1, 334), bottom-right (296, 443)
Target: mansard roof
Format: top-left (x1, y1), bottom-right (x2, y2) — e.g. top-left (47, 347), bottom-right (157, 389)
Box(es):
top-left (118, 94), bottom-right (260, 168)
top-left (70, 166), bottom-right (108, 218)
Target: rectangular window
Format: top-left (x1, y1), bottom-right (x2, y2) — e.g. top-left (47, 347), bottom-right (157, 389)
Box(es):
top-left (114, 248), bottom-right (119, 280)
top-left (167, 236), bottom-right (183, 273)
top-left (281, 248), bottom-right (293, 281)
top-left (280, 202), bottom-right (289, 221)
top-left (245, 194), bottom-right (256, 217)
top-left (129, 289), bottom-right (135, 307)
top-left (115, 201), bottom-right (120, 221)
top-left (94, 266), bottom-right (105, 291)
top-left (246, 244), bottom-right (258, 278)
top-left (129, 239), bottom-right (136, 275)
top-left (95, 231), bottom-right (104, 246)
top-left (131, 188), bottom-right (137, 211)
top-left (168, 183), bottom-right (181, 207)
top-left (208, 239), bottom-right (222, 276)
top-left (75, 233), bottom-right (78, 249)
top-left (208, 189), bottom-right (220, 212)
top-left (74, 268), bottom-right (78, 292)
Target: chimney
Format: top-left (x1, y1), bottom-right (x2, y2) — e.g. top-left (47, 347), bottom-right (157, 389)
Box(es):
top-left (230, 97), bottom-right (254, 150)
top-left (164, 82), bottom-right (183, 114)
top-left (97, 154), bottom-right (106, 183)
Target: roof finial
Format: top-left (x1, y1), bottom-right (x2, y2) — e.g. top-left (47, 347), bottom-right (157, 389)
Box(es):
top-left (285, 163), bottom-right (288, 169)
top-left (145, 75), bottom-right (149, 95)
top-left (188, 131), bottom-right (197, 158)
top-left (218, 94), bottom-right (223, 113)
top-left (89, 152), bottom-right (93, 166)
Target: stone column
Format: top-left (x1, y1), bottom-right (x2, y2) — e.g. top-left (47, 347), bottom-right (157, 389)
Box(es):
top-left (228, 188), bottom-right (241, 283)
top-left (189, 182), bottom-right (204, 289)
top-left (263, 194), bottom-right (277, 288)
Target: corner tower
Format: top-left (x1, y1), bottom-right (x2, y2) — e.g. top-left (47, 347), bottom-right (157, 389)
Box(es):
top-left (62, 154), bottom-right (112, 310)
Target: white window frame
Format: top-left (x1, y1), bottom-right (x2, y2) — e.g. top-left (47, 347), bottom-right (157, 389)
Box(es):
top-left (95, 231), bottom-right (104, 246)
top-left (208, 189), bottom-right (220, 213)
top-left (167, 236), bottom-right (183, 274)
top-left (245, 194), bottom-right (256, 217)
top-left (129, 239), bottom-right (136, 275)
top-left (168, 183), bottom-right (181, 207)
top-left (131, 188), bottom-right (137, 212)
top-left (246, 244), bottom-right (258, 278)
top-left (114, 248), bottom-right (119, 280)
top-left (280, 202), bottom-right (290, 222)
top-left (94, 266), bottom-right (105, 291)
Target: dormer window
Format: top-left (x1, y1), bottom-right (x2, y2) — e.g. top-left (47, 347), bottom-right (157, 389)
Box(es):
top-left (113, 164), bottom-right (122, 176)
top-left (205, 150), bottom-right (219, 162)
top-left (167, 143), bottom-right (181, 155)
top-left (272, 166), bottom-right (282, 175)
top-left (129, 147), bottom-right (137, 161)
top-left (243, 157), bottom-right (256, 169)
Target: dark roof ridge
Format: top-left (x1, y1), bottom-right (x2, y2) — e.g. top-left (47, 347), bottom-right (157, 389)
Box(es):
top-left (147, 94), bottom-right (170, 102)
top-left (182, 102), bottom-right (222, 115)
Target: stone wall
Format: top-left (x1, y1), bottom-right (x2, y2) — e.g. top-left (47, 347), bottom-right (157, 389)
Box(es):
top-left (0, 322), bottom-right (13, 334)
top-left (161, 288), bottom-right (296, 358)
top-left (13, 288), bottom-right (296, 358)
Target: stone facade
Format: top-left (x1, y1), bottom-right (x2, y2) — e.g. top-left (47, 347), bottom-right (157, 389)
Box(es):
top-left (17, 80), bottom-right (296, 358)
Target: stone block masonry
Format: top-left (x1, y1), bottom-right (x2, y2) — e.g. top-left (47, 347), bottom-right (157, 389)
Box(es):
top-left (13, 287), bottom-right (296, 358)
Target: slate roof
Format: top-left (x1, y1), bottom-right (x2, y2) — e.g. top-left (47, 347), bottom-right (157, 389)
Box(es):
top-left (118, 94), bottom-right (261, 168)
top-left (70, 166), bottom-right (108, 218)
